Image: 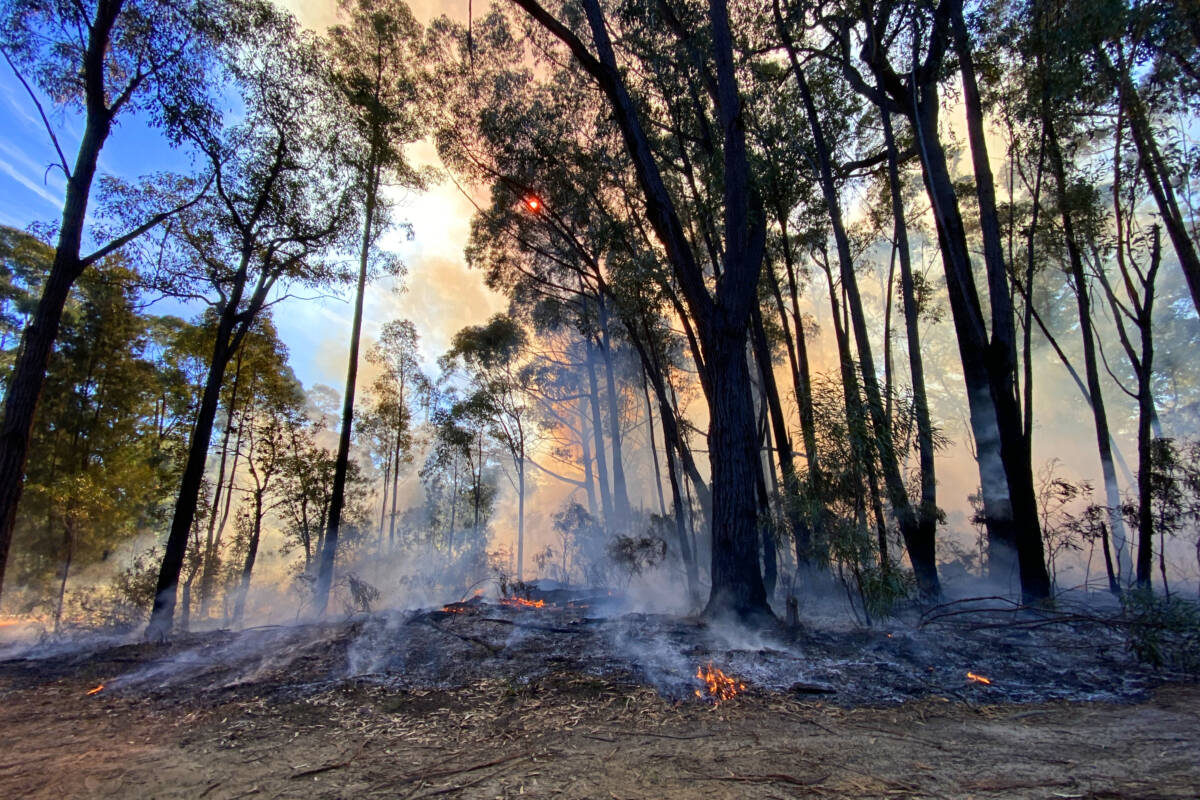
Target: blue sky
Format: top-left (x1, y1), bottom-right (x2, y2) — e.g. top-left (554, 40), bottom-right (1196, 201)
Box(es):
top-left (0, 0), bottom-right (502, 393)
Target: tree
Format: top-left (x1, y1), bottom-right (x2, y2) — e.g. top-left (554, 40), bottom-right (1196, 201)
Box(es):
top-left (500, 0), bottom-right (773, 617)
top-left (0, 0), bottom-right (219, 601)
top-left (315, 0), bottom-right (426, 616)
top-left (446, 314), bottom-right (534, 581)
top-left (145, 2), bottom-right (355, 638)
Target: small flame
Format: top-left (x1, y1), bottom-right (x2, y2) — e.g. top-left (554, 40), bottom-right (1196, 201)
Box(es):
top-left (500, 596), bottom-right (545, 609)
top-left (441, 605), bottom-right (466, 613)
top-left (86, 684), bottom-right (104, 696)
top-left (525, 196), bottom-right (541, 212)
top-left (694, 663), bottom-right (746, 703)
top-left (967, 671), bottom-right (992, 685)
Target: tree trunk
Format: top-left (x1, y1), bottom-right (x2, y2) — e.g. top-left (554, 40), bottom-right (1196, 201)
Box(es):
top-left (598, 303), bottom-right (631, 527)
top-left (880, 92), bottom-right (941, 597)
top-left (0, 108), bottom-right (113, 601)
top-left (315, 158), bottom-right (379, 615)
top-left (584, 338), bottom-right (614, 529)
top-left (749, 303), bottom-right (811, 580)
top-left (578, 398), bottom-right (598, 517)
top-left (1098, 48), bottom-right (1200, 318)
top-left (642, 370), bottom-right (668, 517)
top-left (232, 487), bottom-right (265, 626)
top-left (147, 310), bottom-right (238, 640)
top-left (1045, 117), bottom-right (1132, 587)
top-left (516, 458), bottom-right (525, 582)
top-left (200, 343), bottom-right (245, 617)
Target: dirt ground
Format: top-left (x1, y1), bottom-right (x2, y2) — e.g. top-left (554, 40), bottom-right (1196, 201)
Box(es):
top-left (1, 668), bottom-right (1197, 799)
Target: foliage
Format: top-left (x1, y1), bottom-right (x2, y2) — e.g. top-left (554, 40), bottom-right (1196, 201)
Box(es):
top-left (1122, 590), bottom-right (1200, 673)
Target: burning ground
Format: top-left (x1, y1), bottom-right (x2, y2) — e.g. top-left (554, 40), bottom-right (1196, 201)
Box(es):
top-left (1, 595), bottom-right (1198, 798)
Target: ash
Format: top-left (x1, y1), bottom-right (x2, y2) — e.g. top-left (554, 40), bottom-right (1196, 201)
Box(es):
top-left (0, 592), bottom-right (1182, 707)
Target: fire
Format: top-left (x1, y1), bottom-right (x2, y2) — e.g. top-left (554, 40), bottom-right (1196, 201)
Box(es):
top-left (967, 671), bottom-right (992, 685)
top-left (500, 596), bottom-right (545, 609)
top-left (441, 605), bottom-right (466, 613)
top-left (693, 663), bottom-right (746, 703)
top-left (86, 684), bottom-right (104, 695)
top-left (525, 196), bottom-right (541, 212)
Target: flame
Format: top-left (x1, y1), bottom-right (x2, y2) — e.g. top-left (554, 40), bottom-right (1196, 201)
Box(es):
top-left (525, 196), bottom-right (541, 212)
top-left (441, 605), bottom-right (466, 613)
top-left (693, 663), bottom-right (746, 703)
top-left (967, 671), bottom-right (992, 685)
top-left (86, 684), bottom-right (104, 696)
top-left (500, 596), bottom-right (545, 609)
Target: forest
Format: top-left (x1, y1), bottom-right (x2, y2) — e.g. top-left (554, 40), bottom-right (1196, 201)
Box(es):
top-left (0, 0), bottom-right (1197, 796)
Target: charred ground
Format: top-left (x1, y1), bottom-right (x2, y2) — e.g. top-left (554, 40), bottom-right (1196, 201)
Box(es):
top-left (1, 597), bottom-right (1197, 798)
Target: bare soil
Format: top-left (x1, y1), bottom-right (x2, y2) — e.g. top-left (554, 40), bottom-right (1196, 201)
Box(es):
top-left (1, 665), bottom-right (1197, 799)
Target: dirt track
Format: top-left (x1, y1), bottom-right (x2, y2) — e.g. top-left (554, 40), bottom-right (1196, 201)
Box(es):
top-left (2, 670), bottom-right (1197, 799)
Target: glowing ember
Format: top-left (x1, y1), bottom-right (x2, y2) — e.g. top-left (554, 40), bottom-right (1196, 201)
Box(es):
top-left (86, 684), bottom-right (104, 696)
top-left (500, 597), bottom-right (545, 609)
top-left (525, 196), bottom-right (541, 212)
top-left (693, 663), bottom-right (746, 703)
top-left (967, 671), bottom-right (992, 685)
top-left (441, 605), bottom-right (466, 613)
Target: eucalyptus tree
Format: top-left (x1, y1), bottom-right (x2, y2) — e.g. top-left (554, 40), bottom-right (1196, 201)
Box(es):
top-left (505, 0), bottom-right (773, 617)
top-left (822, 0), bottom-right (1051, 601)
top-left (145, 2), bottom-right (355, 638)
top-left (315, 0), bottom-right (427, 616)
top-left (230, 363), bottom-right (305, 625)
top-left (771, 3), bottom-right (941, 597)
top-left (0, 0), bottom-right (221, 600)
top-left (13, 259), bottom-right (176, 616)
top-left (445, 315), bottom-right (534, 581)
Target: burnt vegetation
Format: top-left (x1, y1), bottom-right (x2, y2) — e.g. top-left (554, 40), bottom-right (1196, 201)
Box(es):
top-left (0, 0), bottom-right (1199, 793)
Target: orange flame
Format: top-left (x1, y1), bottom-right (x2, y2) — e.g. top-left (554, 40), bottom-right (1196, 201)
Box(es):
top-left (86, 684), bottom-right (104, 696)
top-left (693, 663), bottom-right (746, 703)
top-left (500, 597), bottom-right (545, 609)
top-left (441, 605), bottom-right (466, 614)
top-left (967, 671), bottom-right (992, 685)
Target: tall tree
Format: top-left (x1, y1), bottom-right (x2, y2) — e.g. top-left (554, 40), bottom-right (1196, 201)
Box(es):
top-left (315, 0), bottom-right (426, 615)
top-left (146, 4), bottom-right (354, 638)
top-left (0, 0), bottom-right (217, 600)
top-left (508, 0), bottom-right (773, 617)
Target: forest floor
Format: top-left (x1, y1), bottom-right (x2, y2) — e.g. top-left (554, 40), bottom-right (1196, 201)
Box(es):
top-left (0, 669), bottom-right (1197, 799)
top-left (0, 601), bottom-right (1197, 799)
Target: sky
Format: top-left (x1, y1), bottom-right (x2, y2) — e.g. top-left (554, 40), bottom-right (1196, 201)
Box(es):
top-left (0, 0), bottom-right (504, 392)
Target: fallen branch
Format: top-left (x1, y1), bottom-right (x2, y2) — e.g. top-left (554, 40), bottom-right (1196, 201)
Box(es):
top-left (417, 618), bottom-right (501, 654)
top-left (479, 617), bottom-right (578, 634)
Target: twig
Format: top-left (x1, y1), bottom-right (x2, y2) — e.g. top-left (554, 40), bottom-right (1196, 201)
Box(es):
top-left (410, 756), bottom-right (531, 798)
top-left (289, 739), bottom-right (368, 779)
top-left (706, 772), bottom-right (830, 787)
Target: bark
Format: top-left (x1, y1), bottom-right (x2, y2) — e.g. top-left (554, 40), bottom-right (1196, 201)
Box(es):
top-left (749, 303), bottom-right (810, 579)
